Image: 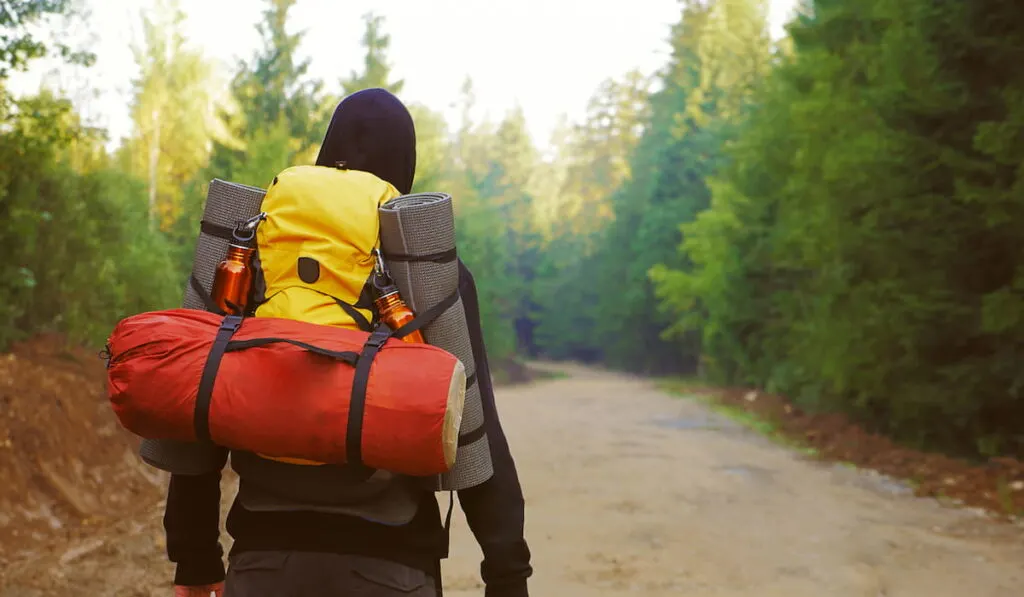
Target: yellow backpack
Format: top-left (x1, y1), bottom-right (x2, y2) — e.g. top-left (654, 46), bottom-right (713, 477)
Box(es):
top-left (250, 163), bottom-right (402, 465)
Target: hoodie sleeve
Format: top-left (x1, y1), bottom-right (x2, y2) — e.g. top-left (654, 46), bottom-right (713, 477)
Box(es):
top-left (456, 260), bottom-right (533, 597)
top-left (163, 470), bottom-right (226, 586)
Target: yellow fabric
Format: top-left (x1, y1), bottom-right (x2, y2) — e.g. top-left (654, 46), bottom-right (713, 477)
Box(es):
top-left (252, 164), bottom-right (402, 465)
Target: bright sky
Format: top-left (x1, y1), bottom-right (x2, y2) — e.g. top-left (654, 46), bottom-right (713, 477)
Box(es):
top-left (9, 0), bottom-right (799, 152)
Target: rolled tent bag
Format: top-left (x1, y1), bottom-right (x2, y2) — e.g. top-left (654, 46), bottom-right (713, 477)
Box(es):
top-left (139, 179), bottom-right (268, 475)
top-left (108, 309), bottom-right (467, 476)
top-left (379, 192), bottom-right (494, 491)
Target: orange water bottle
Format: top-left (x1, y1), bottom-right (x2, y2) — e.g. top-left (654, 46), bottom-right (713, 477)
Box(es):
top-left (376, 288), bottom-right (425, 343)
top-left (210, 213), bottom-right (266, 315)
top-left (372, 250), bottom-right (425, 343)
top-left (211, 244), bottom-right (254, 315)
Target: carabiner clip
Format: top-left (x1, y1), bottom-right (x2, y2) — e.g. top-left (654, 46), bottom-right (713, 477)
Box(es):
top-left (373, 248), bottom-right (387, 275)
top-left (233, 212), bottom-right (267, 243)
top-left (371, 248), bottom-right (394, 291)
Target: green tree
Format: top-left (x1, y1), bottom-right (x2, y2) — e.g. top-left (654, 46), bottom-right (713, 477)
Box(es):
top-left (340, 12), bottom-right (405, 96)
top-left (0, 0), bottom-right (93, 81)
top-left (576, 0), bottom-right (770, 373)
top-left (123, 0), bottom-right (231, 230)
top-left (664, 0), bottom-right (1024, 458)
top-left (408, 103), bottom-right (450, 193)
top-left (529, 70), bottom-right (652, 361)
top-left (206, 0), bottom-right (325, 186)
top-left (0, 90), bottom-right (181, 349)
top-left (444, 81), bottom-right (534, 360)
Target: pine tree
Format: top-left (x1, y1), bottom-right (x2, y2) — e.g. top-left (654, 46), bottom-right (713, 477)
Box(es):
top-left (340, 12), bottom-right (405, 96)
top-left (529, 71), bottom-right (651, 360)
top-left (206, 0), bottom-right (324, 187)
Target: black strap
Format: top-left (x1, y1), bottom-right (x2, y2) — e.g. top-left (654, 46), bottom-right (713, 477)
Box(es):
top-left (443, 489), bottom-right (455, 534)
top-left (191, 274), bottom-right (243, 315)
top-left (347, 327), bottom-right (392, 473)
top-left (194, 315), bottom-right (244, 442)
top-left (190, 275), bottom-right (226, 315)
top-left (382, 247), bottom-right (457, 264)
top-left (392, 290), bottom-right (459, 340)
top-left (224, 338), bottom-right (358, 365)
top-left (453, 371), bottom-right (483, 447)
top-left (355, 280), bottom-right (377, 309)
top-left (336, 298), bottom-right (373, 332)
top-left (200, 220), bottom-right (237, 243)
top-left (356, 281), bottom-right (381, 329)
top-left (273, 286), bottom-right (373, 332)
top-left (458, 423), bottom-right (487, 447)
top-left (437, 489), bottom-right (456, 571)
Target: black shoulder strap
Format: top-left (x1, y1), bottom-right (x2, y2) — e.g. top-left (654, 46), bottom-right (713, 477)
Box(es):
top-left (392, 290), bottom-right (459, 340)
top-left (336, 298), bottom-right (374, 332)
top-left (190, 275), bottom-right (226, 316)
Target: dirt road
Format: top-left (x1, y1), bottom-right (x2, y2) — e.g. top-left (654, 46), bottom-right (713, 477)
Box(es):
top-left (4, 363), bottom-right (1024, 596)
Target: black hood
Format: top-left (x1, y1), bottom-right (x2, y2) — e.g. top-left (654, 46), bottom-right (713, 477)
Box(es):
top-left (315, 88), bottom-right (417, 195)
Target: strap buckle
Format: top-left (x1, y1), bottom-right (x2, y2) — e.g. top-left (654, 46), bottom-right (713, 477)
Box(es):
top-left (365, 326), bottom-right (392, 349)
top-left (220, 315), bottom-right (243, 333)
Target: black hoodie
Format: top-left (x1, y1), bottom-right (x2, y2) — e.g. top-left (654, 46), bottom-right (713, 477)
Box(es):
top-left (315, 88), bottom-right (417, 194)
top-left (164, 89), bottom-right (532, 597)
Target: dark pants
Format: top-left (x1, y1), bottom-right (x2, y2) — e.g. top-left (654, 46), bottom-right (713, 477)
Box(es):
top-left (224, 552), bottom-right (438, 596)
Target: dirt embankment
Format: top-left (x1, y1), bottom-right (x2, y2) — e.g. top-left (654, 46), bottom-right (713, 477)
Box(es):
top-left (0, 335), bottom-right (166, 573)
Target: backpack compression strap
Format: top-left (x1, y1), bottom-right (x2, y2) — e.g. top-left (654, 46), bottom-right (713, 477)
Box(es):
top-left (345, 326), bottom-right (392, 476)
top-left (342, 288), bottom-right (460, 479)
top-left (193, 314), bottom-right (360, 443)
top-left (194, 315), bottom-right (243, 441)
top-left (187, 289), bottom-right (463, 471)
top-left (379, 246), bottom-right (485, 447)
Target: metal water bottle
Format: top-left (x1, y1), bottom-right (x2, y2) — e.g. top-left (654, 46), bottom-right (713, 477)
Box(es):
top-left (376, 290), bottom-right (425, 344)
top-left (211, 244), bottom-right (254, 315)
top-left (372, 250), bottom-right (425, 343)
top-left (210, 213), bottom-right (266, 315)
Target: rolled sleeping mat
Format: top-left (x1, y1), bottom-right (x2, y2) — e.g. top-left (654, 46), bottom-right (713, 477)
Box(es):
top-left (378, 192), bottom-right (494, 491)
top-left (139, 179), bottom-right (267, 475)
top-left (183, 179), bottom-right (268, 310)
top-left (109, 309), bottom-right (468, 476)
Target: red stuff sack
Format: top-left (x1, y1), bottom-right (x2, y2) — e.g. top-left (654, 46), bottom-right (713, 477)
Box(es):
top-left (105, 308), bottom-right (467, 476)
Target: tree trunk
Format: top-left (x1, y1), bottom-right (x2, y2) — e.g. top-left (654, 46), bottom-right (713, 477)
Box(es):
top-left (148, 106), bottom-right (161, 230)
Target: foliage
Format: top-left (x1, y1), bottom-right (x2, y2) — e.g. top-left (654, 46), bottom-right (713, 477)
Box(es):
top-left (206, 0), bottom-right (326, 186)
top-left (0, 0), bottom-right (94, 81)
top-left (0, 92), bottom-right (180, 349)
top-left (122, 0), bottom-right (233, 231)
top-left (340, 12), bottom-right (405, 97)
top-left (656, 0), bottom-right (1024, 457)
top-left (5, 0), bottom-right (1024, 459)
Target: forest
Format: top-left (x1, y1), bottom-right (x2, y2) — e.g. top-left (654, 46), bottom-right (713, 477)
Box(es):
top-left (2, 0), bottom-right (1024, 462)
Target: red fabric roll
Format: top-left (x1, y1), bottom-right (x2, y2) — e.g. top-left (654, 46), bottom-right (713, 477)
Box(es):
top-left (105, 308), bottom-right (465, 476)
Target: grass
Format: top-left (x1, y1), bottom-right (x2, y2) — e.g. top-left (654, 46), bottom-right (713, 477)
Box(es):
top-left (996, 476), bottom-right (1024, 518)
top-left (656, 376), bottom-right (821, 458)
top-left (656, 375), bottom-right (710, 396)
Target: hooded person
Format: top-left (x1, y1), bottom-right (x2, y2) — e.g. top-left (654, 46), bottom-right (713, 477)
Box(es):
top-left (165, 88), bottom-right (533, 597)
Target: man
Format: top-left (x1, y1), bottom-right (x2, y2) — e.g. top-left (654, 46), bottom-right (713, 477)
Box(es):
top-left (168, 88), bottom-right (532, 597)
